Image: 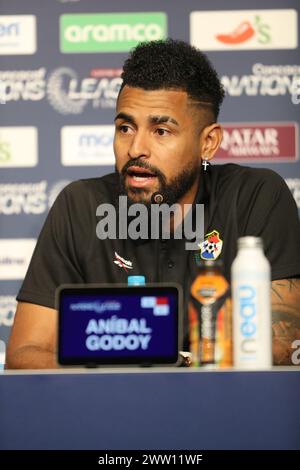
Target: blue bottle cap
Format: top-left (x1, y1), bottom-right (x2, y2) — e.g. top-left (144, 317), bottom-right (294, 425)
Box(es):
top-left (127, 275), bottom-right (146, 286)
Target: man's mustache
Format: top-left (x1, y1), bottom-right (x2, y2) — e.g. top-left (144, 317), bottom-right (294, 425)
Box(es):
top-left (120, 160), bottom-right (166, 184)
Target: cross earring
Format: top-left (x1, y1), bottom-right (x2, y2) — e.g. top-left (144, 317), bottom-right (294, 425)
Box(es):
top-left (202, 158), bottom-right (210, 171)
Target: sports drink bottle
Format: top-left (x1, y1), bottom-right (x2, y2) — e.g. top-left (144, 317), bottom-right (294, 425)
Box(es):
top-left (189, 259), bottom-right (232, 368)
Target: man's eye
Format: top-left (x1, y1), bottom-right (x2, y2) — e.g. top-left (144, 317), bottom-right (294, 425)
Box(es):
top-left (156, 128), bottom-right (169, 136)
top-left (116, 124), bottom-right (133, 134)
top-left (119, 125), bottom-right (130, 133)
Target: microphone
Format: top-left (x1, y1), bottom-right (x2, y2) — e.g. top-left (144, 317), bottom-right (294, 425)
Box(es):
top-left (151, 192), bottom-right (164, 204)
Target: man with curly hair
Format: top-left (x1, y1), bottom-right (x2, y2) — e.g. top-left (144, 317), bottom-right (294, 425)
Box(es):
top-left (7, 39), bottom-right (300, 369)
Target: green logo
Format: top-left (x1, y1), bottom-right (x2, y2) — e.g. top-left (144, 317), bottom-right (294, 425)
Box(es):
top-left (253, 16), bottom-right (271, 44)
top-left (0, 140), bottom-right (11, 162)
top-left (60, 13), bottom-right (167, 53)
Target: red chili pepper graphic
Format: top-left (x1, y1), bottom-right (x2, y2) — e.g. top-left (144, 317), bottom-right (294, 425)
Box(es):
top-left (216, 21), bottom-right (255, 45)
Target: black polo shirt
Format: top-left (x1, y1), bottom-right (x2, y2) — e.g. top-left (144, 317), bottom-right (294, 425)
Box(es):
top-left (17, 164), bottom-right (300, 348)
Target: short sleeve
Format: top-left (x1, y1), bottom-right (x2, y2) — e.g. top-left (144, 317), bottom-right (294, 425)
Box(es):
top-left (17, 185), bottom-right (84, 308)
top-left (241, 170), bottom-right (300, 280)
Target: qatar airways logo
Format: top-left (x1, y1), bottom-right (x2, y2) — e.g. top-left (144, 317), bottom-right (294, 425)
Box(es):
top-left (216, 123), bottom-right (297, 162)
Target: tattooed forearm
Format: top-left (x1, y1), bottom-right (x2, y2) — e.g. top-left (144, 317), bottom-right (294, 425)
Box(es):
top-left (271, 278), bottom-right (300, 365)
top-left (271, 284), bottom-right (284, 302)
top-left (271, 279), bottom-right (300, 304)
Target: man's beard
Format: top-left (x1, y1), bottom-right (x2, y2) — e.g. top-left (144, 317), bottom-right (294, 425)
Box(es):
top-left (118, 159), bottom-right (200, 208)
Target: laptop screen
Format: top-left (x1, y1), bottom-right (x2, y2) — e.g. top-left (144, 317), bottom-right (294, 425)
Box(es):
top-left (57, 284), bottom-right (181, 366)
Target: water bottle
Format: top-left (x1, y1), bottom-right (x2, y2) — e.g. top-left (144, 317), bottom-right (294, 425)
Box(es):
top-left (127, 275), bottom-right (146, 286)
top-left (231, 236), bottom-right (272, 369)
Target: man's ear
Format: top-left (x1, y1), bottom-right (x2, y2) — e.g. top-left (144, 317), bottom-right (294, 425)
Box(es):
top-left (199, 123), bottom-right (223, 161)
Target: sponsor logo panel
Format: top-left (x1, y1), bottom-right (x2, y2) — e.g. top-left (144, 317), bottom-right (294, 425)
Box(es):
top-left (0, 127), bottom-right (38, 167)
top-left (221, 63), bottom-right (300, 104)
top-left (46, 67), bottom-right (121, 114)
top-left (190, 9), bottom-right (297, 50)
top-left (1, 64), bottom-right (298, 111)
top-left (61, 125), bottom-right (115, 166)
top-left (60, 13), bottom-right (167, 53)
top-left (216, 123), bottom-right (298, 162)
top-left (0, 180), bottom-right (70, 215)
top-left (0, 67), bottom-right (122, 114)
top-left (0, 239), bottom-right (36, 280)
top-left (0, 68), bottom-right (46, 104)
top-left (0, 15), bottom-right (36, 55)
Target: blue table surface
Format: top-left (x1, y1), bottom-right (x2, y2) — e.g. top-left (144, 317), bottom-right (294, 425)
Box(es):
top-left (0, 368), bottom-right (299, 450)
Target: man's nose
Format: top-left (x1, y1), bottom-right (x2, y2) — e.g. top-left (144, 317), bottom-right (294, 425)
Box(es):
top-left (128, 130), bottom-right (150, 160)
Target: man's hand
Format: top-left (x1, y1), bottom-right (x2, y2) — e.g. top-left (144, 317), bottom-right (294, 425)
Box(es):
top-left (271, 278), bottom-right (300, 365)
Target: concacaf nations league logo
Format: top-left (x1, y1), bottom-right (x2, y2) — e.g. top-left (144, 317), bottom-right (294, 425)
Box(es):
top-left (199, 230), bottom-right (223, 260)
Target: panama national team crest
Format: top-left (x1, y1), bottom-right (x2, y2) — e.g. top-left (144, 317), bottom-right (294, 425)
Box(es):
top-left (198, 230), bottom-right (223, 260)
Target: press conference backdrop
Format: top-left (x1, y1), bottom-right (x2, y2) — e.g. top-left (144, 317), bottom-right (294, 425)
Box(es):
top-left (0, 0), bottom-right (299, 367)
